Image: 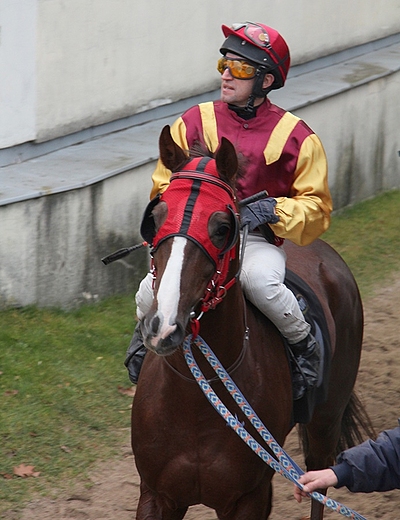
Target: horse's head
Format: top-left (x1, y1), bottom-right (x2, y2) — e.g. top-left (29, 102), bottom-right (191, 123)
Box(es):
top-left (140, 125), bottom-right (240, 355)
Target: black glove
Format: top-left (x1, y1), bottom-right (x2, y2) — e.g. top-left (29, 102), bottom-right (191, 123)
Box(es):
top-left (240, 197), bottom-right (279, 231)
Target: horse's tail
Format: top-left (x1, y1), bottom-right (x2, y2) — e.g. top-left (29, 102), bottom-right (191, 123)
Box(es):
top-left (298, 391), bottom-right (376, 458)
top-left (334, 391), bottom-right (376, 454)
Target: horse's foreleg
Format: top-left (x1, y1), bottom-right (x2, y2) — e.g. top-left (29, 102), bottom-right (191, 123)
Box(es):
top-left (136, 484), bottom-right (161, 520)
top-left (299, 421), bottom-right (337, 520)
top-left (136, 482), bottom-right (188, 520)
top-left (310, 492), bottom-right (326, 520)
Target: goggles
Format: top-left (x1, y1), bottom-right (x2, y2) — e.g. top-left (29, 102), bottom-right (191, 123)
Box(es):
top-left (217, 57), bottom-right (257, 79)
top-left (231, 22), bottom-right (272, 49)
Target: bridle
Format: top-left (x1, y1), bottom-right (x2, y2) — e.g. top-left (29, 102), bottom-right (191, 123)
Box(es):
top-left (188, 224), bottom-right (250, 339)
top-left (144, 172), bottom-right (271, 339)
top-left (143, 164), bottom-right (243, 338)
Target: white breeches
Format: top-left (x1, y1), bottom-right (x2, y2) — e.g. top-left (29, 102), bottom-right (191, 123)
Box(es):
top-left (135, 233), bottom-right (310, 344)
top-left (239, 233), bottom-right (310, 344)
top-left (135, 272), bottom-right (155, 321)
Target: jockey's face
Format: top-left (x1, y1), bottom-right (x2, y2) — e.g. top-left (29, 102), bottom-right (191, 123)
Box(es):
top-left (220, 53), bottom-right (274, 107)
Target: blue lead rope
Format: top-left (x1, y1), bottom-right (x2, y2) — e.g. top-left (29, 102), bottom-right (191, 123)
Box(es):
top-left (182, 334), bottom-right (367, 520)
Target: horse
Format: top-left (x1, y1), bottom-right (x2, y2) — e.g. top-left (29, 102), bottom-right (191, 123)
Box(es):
top-left (130, 125), bottom-right (373, 520)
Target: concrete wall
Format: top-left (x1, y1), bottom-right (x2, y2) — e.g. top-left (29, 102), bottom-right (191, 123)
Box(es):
top-left (1, 0), bottom-right (400, 146)
top-left (304, 78), bottom-right (400, 208)
top-left (273, 61), bottom-right (400, 208)
top-left (0, 162), bottom-right (153, 308)
top-left (1, 1), bottom-right (400, 309)
top-left (2, 62), bottom-right (399, 309)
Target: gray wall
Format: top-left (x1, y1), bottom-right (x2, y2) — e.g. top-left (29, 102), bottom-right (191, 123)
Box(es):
top-left (2, 0), bottom-right (400, 147)
top-left (0, 163), bottom-right (153, 308)
top-left (2, 57), bottom-right (399, 309)
top-left (1, 2), bottom-right (400, 309)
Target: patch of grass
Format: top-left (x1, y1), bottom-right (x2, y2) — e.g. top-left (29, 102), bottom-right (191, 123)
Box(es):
top-left (0, 189), bottom-right (399, 514)
top-left (0, 296), bottom-right (136, 512)
top-left (322, 189), bottom-right (400, 298)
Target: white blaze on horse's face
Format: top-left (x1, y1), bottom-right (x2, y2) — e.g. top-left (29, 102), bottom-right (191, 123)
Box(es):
top-left (148, 236), bottom-right (186, 350)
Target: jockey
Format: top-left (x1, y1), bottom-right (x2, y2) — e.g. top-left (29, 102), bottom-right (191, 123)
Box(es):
top-left (125, 22), bottom-right (333, 400)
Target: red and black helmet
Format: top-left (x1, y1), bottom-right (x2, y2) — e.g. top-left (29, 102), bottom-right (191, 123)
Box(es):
top-left (220, 22), bottom-right (290, 90)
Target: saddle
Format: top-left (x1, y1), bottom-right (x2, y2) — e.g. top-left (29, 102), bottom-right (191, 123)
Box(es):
top-left (284, 269), bottom-right (331, 424)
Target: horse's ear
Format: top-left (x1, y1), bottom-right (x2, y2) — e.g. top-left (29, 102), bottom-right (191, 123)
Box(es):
top-left (215, 137), bottom-right (238, 185)
top-left (159, 125), bottom-right (188, 171)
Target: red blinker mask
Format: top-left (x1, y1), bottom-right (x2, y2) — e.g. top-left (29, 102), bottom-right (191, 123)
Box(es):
top-left (141, 157), bottom-right (239, 267)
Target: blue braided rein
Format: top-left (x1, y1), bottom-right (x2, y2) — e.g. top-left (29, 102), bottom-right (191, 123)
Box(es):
top-left (182, 334), bottom-right (367, 520)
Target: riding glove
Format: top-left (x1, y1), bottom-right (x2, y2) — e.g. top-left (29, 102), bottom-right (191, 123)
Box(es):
top-left (240, 197), bottom-right (279, 231)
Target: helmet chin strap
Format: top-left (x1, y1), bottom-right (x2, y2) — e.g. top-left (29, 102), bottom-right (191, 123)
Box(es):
top-left (244, 92), bottom-right (257, 113)
top-left (245, 67), bottom-right (273, 113)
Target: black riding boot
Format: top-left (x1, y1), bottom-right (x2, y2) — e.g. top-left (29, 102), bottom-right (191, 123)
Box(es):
top-left (124, 323), bottom-right (147, 384)
top-left (289, 332), bottom-right (321, 400)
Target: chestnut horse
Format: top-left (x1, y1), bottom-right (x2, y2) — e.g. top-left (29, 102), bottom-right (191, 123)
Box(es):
top-left (131, 126), bottom-right (372, 519)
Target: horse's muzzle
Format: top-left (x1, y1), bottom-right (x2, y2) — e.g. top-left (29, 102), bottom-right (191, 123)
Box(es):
top-left (141, 313), bottom-right (185, 355)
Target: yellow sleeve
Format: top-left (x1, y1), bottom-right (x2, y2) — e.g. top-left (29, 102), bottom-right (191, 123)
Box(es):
top-left (150, 118), bottom-right (189, 200)
top-left (271, 134), bottom-right (333, 246)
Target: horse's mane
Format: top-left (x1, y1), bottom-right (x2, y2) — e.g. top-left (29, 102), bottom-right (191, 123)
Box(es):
top-left (188, 141), bottom-right (213, 160)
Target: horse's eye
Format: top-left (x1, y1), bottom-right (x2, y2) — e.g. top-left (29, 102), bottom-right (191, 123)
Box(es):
top-left (211, 225), bottom-right (230, 249)
top-left (209, 212), bottom-right (231, 249)
top-left (215, 224), bottom-right (230, 238)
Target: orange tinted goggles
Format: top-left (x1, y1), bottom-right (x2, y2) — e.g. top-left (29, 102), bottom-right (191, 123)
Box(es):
top-left (217, 57), bottom-right (257, 79)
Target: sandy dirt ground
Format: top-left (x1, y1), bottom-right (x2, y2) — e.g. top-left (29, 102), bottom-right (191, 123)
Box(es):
top-left (9, 277), bottom-right (400, 520)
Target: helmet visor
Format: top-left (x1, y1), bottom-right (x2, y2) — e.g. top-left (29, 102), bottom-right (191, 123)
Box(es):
top-left (217, 57), bottom-right (257, 79)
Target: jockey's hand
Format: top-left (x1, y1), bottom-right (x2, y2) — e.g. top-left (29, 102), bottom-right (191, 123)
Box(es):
top-left (293, 469), bottom-right (339, 503)
top-left (240, 197), bottom-right (279, 231)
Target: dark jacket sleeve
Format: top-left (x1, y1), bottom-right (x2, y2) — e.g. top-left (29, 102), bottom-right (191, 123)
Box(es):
top-left (330, 424), bottom-right (400, 493)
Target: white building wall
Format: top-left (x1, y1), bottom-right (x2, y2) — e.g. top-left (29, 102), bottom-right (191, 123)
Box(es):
top-left (1, 0), bottom-right (400, 146)
top-left (1, 1), bottom-right (399, 309)
top-left (0, 0), bottom-right (37, 148)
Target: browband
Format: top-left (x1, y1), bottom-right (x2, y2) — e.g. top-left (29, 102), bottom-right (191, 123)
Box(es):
top-left (170, 171), bottom-right (236, 202)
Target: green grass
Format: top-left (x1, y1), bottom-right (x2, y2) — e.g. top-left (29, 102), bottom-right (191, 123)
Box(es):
top-left (322, 189), bottom-right (400, 298)
top-left (0, 189), bottom-right (399, 514)
top-left (0, 296), bottom-right (136, 512)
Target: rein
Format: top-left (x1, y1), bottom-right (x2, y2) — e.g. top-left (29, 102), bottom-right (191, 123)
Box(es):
top-left (183, 334), bottom-right (367, 520)
top-left (163, 324), bottom-right (249, 383)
